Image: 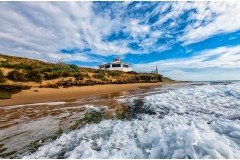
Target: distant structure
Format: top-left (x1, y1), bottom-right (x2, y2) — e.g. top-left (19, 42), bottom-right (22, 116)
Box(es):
top-left (151, 66), bottom-right (158, 74)
top-left (98, 58), bottom-right (132, 72)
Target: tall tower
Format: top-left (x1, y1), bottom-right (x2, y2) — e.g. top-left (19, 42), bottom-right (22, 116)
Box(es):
top-left (156, 66), bottom-right (158, 74)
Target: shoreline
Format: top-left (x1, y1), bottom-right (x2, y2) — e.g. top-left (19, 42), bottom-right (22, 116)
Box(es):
top-left (0, 81), bottom-right (180, 107)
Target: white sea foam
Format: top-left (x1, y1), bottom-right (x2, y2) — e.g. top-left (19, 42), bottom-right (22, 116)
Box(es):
top-left (23, 82), bottom-right (240, 159)
top-left (142, 82), bottom-right (240, 121)
top-left (84, 105), bottom-right (108, 113)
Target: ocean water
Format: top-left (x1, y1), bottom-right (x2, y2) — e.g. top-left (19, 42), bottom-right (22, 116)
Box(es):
top-left (22, 82), bottom-right (240, 159)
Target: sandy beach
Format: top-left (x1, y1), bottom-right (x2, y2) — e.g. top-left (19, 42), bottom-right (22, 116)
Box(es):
top-left (0, 82), bottom-right (178, 107)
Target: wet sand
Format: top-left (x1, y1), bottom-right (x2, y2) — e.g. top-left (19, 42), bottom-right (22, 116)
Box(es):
top-left (0, 82), bottom-right (178, 107)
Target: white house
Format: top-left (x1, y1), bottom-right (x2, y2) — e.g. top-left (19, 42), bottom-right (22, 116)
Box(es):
top-left (98, 58), bottom-right (133, 72)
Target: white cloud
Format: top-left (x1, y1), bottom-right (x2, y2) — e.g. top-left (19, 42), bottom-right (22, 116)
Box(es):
top-left (0, 2), bottom-right (135, 62)
top-left (179, 1), bottom-right (240, 45)
top-left (126, 19), bottom-right (150, 38)
top-left (133, 45), bottom-right (240, 81)
top-left (122, 1), bottom-right (132, 6)
top-left (145, 1), bottom-right (240, 45)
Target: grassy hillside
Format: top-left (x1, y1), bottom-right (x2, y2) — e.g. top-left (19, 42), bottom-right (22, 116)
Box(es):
top-left (0, 53), bottom-right (173, 98)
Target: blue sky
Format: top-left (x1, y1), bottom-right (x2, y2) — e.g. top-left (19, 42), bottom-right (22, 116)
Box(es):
top-left (0, 1), bottom-right (240, 81)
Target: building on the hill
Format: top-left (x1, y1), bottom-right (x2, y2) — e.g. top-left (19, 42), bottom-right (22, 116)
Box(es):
top-left (151, 66), bottom-right (158, 74)
top-left (98, 58), bottom-right (132, 72)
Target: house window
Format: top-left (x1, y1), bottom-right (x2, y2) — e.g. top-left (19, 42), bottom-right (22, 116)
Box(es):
top-left (123, 64), bottom-right (129, 68)
top-left (105, 65), bottom-right (110, 69)
top-left (112, 64), bottom-right (121, 67)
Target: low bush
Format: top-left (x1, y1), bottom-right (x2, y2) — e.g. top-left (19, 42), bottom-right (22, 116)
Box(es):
top-left (69, 64), bottom-right (79, 72)
top-left (0, 84), bottom-right (31, 99)
top-left (41, 66), bottom-right (53, 72)
top-left (139, 75), bottom-right (151, 82)
top-left (93, 73), bottom-right (106, 81)
top-left (62, 71), bottom-right (71, 77)
top-left (83, 73), bottom-right (90, 79)
top-left (15, 63), bottom-right (33, 70)
top-left (25, 70), bottom-right (42, 83)
top-left (99, 70), bottom-right (105, 75)
top-left (108, 71), bottom-right (121, 77)
top-left (127, 71), bottom-right (138, 74)
top-left (133, 76), bottom-right (140, 82)
top-left (52, 64), bottom-right (71, 72)
top-left (156, 75), bottom-right (162, 81)
top-left (44, 71), bottom-right (62, 80)
top-left (7, 70), bottom-right (27, 82)
top-left (0, 69), bottom-right (5, 83)
top-left (73, 72), bottom-right (84, 80)
top-left (0, 61), bottom-right (14, 68)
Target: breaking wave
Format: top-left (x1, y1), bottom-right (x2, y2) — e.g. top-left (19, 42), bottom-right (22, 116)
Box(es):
top-left (23, 82), bottom-right (240, 159)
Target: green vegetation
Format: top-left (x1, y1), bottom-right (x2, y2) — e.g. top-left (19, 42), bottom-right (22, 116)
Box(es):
top-left (7, 70), bottom-right (26, 82)
top-left (0, 84), bottom-right (31, 99)
top-left (108, 70), bottom-right (121, 77)
top-left (0, 69), bottom-right (4, 83)
top-left (26, 70), bottom-right (42, 83)
top-left (0, 61), bottom-right (14, 68)
top-left (0, 62), bottom-right (34, 70)
top-left (44, 71), bottom-right (62, 80)
top-left (73, 72), bottom-right (84, 80)
top-left (6, 69), bottom-right (43, 83)
top-left (69, 64), bottom-right (79, 72)
top-left (1, 54), bottom-right (83, 82)
top-left (93, 71), bottom-right (106, 81)
top-left (93, 70), bottom-right (108, 80)
top-left (83, 73), bottom-right (90, 79)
